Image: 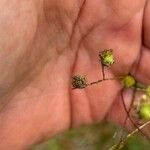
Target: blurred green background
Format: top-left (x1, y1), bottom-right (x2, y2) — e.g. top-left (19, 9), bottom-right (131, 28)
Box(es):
top-left (31, 122), bottom-right (150, 150)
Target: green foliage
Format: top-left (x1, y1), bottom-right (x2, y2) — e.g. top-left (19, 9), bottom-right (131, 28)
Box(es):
top-left (31, 122), bottom-right (150, 150)
top-left (123, 136), bottom-right (150, 150)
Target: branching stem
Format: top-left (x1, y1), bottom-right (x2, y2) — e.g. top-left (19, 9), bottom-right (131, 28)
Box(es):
top-left (108, 121), bottom-right (150, 150)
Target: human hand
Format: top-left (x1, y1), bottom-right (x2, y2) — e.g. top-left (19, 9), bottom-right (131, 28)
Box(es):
top-left (0, 0), bottom-right (149, 149)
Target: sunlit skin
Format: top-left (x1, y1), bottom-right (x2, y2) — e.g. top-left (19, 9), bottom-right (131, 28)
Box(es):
top-left (0, 0), bottom-right (150, 149)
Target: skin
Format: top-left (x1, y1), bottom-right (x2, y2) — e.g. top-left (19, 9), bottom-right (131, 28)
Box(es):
top-left (0, 0), bottom-right (149, 149)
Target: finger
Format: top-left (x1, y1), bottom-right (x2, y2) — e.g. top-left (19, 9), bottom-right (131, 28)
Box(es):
top-left (71, 80), bottom-right (121, 127)
top-left (107, 89), bottom-right (133, 127)
top-left (143, 0), bottom-right (150, 48)
top-left (71, 46), bottom-right (121, 127)
top-left (107, 0), bottom-right (146, 20)
top-left (72, 0), bottom-right (146, 75)
top-left (75, 0), bottom-right (146, 35)
top-left (132, 46), bottom-right (150, 84)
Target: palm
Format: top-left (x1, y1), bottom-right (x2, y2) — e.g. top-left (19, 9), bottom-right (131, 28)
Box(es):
top-left (0, 0), bottom-right (149, 149)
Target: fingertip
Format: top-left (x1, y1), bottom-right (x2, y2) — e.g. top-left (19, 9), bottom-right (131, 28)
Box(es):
top-left (132, 46), bottom-right (150, 84)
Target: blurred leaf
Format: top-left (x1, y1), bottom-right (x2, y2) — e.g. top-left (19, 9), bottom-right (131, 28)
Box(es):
top-left (30, 122), bottom-right (150, 150)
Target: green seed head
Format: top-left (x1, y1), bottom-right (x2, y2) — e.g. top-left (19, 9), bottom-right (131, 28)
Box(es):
top-left (99, 49), bottom-right (114, 67)
top-left (145, 86), bottom-right (150, 97)
top-left (72, 75), bottom-right (87, 89)
top-left (121, 75), bottom-right (136, 88)
top-left (139, 102), bottom-right (150, 120)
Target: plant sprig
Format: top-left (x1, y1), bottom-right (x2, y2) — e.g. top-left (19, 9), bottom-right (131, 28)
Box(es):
top-left (71, 49), bottom-right (150, 149)
top-left (108, 121), bottom-right (150, 150)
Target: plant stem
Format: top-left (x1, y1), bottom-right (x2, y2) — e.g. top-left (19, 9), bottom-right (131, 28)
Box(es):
top-left (108, 121), bottom-right (150, 150)
top-left (72, 75), bottom-right (124, 90)
top-left (87, 77), bottom-right (115, 86)
top-left (101, 63), bottom-right (106, 80)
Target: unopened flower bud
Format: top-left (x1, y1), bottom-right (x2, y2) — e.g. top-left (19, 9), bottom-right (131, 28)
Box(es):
top-left (72, 75), bottom-right (87, 89)
top-left (139, 102), bottom-right (150, 121)
top-left (121, 75), bottom-right (135, 88)
top-left (99, 49), bottom-right (114, 67)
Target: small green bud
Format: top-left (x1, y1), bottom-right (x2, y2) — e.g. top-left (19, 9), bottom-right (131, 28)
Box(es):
top-left (139, 102), bottom-right (150, 120)
top-left (72, 75), bottom-right (87, 89)
top-left (145, 86), bottom-right (150, 97)
top-left (99, 49), bottom-right (114, 67)
top-left (121, 75), bottom-right (135, 88)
